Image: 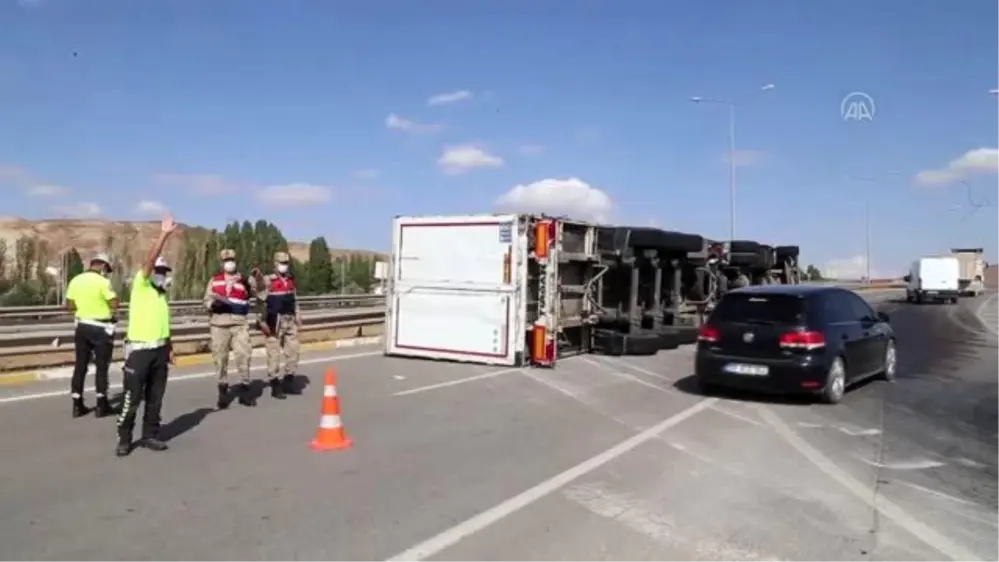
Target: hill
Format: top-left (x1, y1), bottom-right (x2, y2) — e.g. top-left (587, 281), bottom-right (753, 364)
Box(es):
top-left (0, 217), bottom-right (384, 272)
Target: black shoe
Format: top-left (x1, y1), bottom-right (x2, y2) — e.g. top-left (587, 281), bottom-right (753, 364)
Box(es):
top-left (115, 440), bottom-right (132, 457)
top-left (94, 397), bottom-right (112, 418)
top-left (216, 383), bottom-right (231, 410)
top-left (281, 374), bottom-right (299, 395)
top-left (237, 384), bottom-right (257, 407)
top-left (72, 398), bottom-right (87, 418)
top-left (270, 379), bottom-right (286, 399)
top-left (139, 437), bottom-right (169, 452)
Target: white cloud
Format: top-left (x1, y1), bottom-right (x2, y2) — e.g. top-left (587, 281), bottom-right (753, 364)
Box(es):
top-left (822, 255), bottom-right (898, 280)
top-left (25, 184), bottom-right (69, 197)
top-left (154, 173), bottom-right (242, 195)
top-left (495, 177), bottom-right (613, 222)
top-left (725, 149), bottom-right (766, 167)
top-left (135, 200), bottom-right (167, 215)
top-left (427, 90), bottom-right (473, 106)
top-left (384, 113), bottom-right (442, 134)
top-left (518, 144), bottom-right (545, 156)
top-left (353, 168), bottom-right (379, 180)
top-left (437, 145), bottom-right (504, 175)
top-left (914, 147), bottom-right (998, 187)
top-left (52, 202), bottom-right (101, 218)
top-left (257, 183), bottom-right (333, 206)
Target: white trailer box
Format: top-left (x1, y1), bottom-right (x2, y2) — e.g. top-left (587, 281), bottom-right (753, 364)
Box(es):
top-left (384, 213), bottom-right (604, 367)
top-left (384, 214), bottom-right (529, 366)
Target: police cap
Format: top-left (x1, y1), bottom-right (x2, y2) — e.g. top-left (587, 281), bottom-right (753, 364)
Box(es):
top-left (219, 249), bottom-right (236, 261)
top-left (274, 251), bottom-right (290, 263)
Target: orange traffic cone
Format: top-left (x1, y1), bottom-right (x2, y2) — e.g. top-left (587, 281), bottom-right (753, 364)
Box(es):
top-left (309, 368), bottom-right (353, 451)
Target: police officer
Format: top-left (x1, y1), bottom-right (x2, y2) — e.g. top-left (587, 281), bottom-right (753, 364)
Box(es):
top-left (116, 215), bottom-right (177, 457)
top-left (204, 249), bottom-right (255, 409)
top-left (65, 252), bottom-right (119, 418)
top-left (252, 251), bottom-right (302, 399)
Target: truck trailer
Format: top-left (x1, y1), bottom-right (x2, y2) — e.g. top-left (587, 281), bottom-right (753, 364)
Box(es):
top-left (383, 213), bottom-right (805, 368)
top-left (950, 247), bottom-right (986, 296)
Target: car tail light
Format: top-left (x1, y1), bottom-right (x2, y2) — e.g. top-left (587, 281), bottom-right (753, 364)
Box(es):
top-left (698, 325), bottom-right (720, 343)
top-left (779, 330), bottom-right (826, 350)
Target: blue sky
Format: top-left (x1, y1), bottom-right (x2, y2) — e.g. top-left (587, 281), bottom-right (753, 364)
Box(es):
top-left (1, 0), bottom-right (996, 277)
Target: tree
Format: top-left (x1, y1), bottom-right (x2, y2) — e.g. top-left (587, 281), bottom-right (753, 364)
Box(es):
top-left (347, 254), bottom-right (375, 293)
top-left (307, 237), bottom-right (333, 295)
top-left (0, 238), bottom-right (7, 280)
top-left (66, 248), bottom-right (85, 283)
top-left (14, 235), bottom-right (37, 282)
top-left (805, 264), bottom-right (823, 281)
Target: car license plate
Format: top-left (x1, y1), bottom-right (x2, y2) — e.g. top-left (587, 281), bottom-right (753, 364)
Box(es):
top-left (723, 363), bottom-right (769, 376)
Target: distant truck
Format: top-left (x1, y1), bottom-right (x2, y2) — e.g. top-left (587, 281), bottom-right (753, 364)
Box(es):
top-left (904, 256), bottom-right (960, 304)
top-left (950, 247), bottom-right (986, 296)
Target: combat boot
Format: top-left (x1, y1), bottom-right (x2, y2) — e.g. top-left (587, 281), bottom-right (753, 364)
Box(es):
top-left (72, 397), bottom-right (87, 418)
top-left (269, 378), bottom-right (286, 400)
top-left (237, 383), bottom-right (257, 407)
top-left (94, 396), bottom-right (112, 418)
top-left (216, 383), bottom-right (231, 410)
top-left (115, 433), bottom-right (132, 457)
top-left (139, 436), bottom-right (169, 452)
top-left (281, 374), bottom-right (299, 395)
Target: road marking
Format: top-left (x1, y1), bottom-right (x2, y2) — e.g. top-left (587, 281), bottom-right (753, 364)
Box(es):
top-left (385, 397), bottom-right (715, 561)
top-left (858, 457), bottom-right (946, 470)
top-left (0, 350), bottom-right (382, 405)
top-left (393, 366), bottom-right (525, 397)
top-left (757, 406), bottom-right (981, 561)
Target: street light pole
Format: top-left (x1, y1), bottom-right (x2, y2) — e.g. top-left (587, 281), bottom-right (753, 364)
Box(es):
top-left (727, 102), bottom-right (736, 243)
top-left (690, 84), bottom-right (773, 242)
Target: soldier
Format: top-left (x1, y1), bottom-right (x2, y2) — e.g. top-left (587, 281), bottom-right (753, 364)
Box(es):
top-left (252, 251), bottom-right (302, 399)
top-left (204, 249), bottom-right (256, 409)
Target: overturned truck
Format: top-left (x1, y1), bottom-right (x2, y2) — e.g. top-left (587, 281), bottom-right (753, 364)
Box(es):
top-left (384, 213), bottom-right (803, 367)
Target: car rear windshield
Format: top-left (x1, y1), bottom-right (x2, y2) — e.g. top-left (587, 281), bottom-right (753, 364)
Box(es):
top-left (710, 293), bottom-right (806, 325)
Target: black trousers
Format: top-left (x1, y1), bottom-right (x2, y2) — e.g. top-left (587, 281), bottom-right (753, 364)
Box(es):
top-left (71, 323), bottom-right (113, 398)
top-left (116, 346), bottom-right (169, 441)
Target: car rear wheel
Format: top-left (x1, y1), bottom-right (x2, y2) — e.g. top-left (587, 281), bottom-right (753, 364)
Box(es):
top-left (820, 357), bottom-right (846, 404)
top-left (880, 339), bottom-right (897, 382)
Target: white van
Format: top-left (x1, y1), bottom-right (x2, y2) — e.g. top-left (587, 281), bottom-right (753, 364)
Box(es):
top-left (905, 256), bottom-right (960, 304)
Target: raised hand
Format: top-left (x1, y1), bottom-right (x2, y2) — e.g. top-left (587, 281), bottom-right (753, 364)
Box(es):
top-left (161, 213), bottom-right (178, 235)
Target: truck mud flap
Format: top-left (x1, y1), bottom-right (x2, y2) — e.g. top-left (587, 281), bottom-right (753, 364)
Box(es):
top-left (592, 329), bottom-right (661, 356)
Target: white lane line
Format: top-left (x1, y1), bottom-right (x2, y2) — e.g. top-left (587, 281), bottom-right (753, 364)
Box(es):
top-left (757, 406), bottom-right (981, 562)
top-left (385, 398), bottom-right (717, 561)
top-left (393, 367), bottom-right (524, 397)
top-left (0, 351), bottom-right (382, 405)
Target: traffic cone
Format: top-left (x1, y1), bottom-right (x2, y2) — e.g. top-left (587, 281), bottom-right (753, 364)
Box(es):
top-left (309, 368), bottom-right (353, 451)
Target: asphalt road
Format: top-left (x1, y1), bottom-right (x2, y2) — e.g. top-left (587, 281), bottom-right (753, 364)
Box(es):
top-left (0, 290), bottom-right (995, 561)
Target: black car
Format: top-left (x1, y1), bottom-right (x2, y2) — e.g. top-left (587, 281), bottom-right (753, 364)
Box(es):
top-left (694, 285), bottom-right (896, 404)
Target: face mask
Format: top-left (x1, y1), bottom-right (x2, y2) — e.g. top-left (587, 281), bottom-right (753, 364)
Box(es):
top-left (152, 273), bottom-right (172, 291)
top-left (277, 263), bottom-right (289, 275)
top-left (222, 261), bottom-right (237, 273)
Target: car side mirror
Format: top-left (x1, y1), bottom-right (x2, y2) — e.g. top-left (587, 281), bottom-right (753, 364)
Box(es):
top-left (877, 311), bottom-right (890, 323)
top-left (902, 274), bottom-right (911, 283)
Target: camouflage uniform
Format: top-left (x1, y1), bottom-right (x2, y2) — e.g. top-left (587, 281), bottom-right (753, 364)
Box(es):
top-left (204, 249), bottom-right (257, 408)
top-left (255, 251), bottom-right (302, 399)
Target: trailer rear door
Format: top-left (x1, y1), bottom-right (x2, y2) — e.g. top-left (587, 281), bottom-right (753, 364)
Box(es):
top-left (385, 215), bottom-right (523, 365)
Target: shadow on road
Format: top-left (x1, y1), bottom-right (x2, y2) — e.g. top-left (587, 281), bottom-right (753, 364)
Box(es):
top-left (672, 374), bottom-right (815, 406)
top-left (160, 407), bottom-right (214, 442)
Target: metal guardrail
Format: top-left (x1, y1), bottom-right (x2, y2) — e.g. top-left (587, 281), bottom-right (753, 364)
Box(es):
top-left (0, 294), bottom-right (385, 326)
